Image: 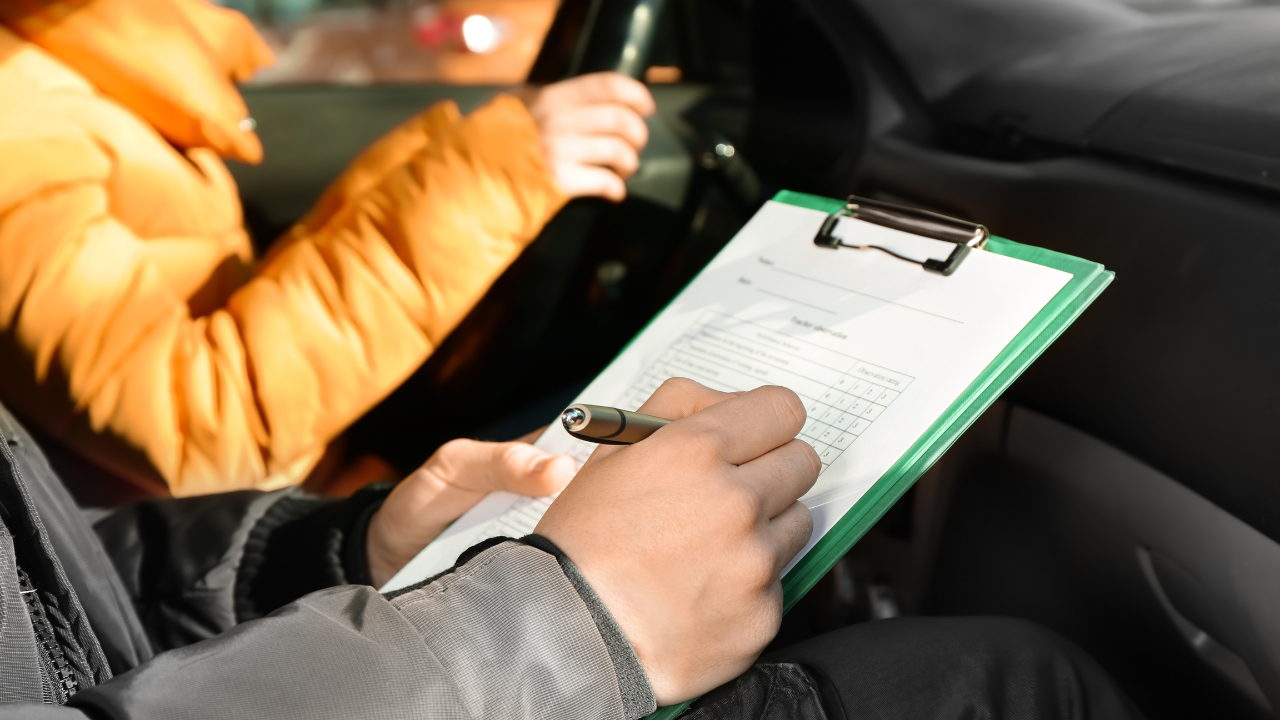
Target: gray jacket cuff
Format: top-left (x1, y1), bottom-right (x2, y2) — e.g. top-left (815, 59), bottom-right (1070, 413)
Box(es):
top-left (522, 534), bottom-right (656, 720)
top-left (388, 541), bottom-right (637, 720)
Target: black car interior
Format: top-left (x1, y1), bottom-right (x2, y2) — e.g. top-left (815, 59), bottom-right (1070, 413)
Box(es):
top-left (227, 0), bottom-right (1280, 717)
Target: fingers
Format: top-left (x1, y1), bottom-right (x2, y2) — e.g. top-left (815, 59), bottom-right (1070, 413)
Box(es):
top-left (545, 134), bottom-right (641, 178)
top-left (528, 72), bottom-right (655, 203)
top-left (552, 163), bottom-right (628, 201)
top-left (543, 104), bottom-right (649, 151)
top-left (636, 377), bottom-right (737, 421)
top-left (505, 451), bottom-right (576, 497)
top-left (426, 439), bottom-right (574, 497)
top-left (678, 385), bottom-right (808, 466)
top-left (368, 439), bottom-right (573, 588)
top-left (546, 72), bottom-right (656, 117)
top-left (736, 438), bottom-right (820, 519)
top-left (583, 378), bottom-right (733, 466)
top-left (761, 501), bottom-right (814, 576)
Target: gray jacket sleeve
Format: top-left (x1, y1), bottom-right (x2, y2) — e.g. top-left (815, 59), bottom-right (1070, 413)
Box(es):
top-left (51, 540), bottom-right (649, 720)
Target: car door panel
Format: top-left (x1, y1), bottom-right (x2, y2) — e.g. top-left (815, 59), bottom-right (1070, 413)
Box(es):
top-left (860, 134), bottom-right (1280, 547)
top-left (929, 405), bottom-right (1277, 719)
top-left (1007, 406), bottom-right (1280, 714)
top-left (740, 1), bottom-right (1280, 716)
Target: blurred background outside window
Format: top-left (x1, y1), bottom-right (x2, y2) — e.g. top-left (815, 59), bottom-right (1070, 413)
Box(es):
top-left (215, 0), bottom-right (1280, 87)
top-left (215, 0), bottom-right (562, 85)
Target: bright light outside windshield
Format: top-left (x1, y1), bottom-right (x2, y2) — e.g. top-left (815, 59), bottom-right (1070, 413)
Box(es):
top-left (214, 0), bottom-right (560, 85)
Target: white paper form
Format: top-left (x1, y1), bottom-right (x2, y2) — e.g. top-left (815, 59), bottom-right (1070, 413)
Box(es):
top-left (382, 201), bottom-right (1072, 592)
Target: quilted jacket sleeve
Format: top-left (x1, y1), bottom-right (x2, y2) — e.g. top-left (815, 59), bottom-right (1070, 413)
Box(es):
top-left (0, 94), bottom-right (566, 496)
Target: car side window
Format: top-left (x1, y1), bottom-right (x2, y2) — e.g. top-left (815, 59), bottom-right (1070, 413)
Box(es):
top-left (215, 0), bottom-right (561, 85)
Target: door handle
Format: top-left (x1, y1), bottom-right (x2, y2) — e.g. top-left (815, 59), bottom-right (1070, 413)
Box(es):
top-left (1137, 546), bottom-right (1271, 712)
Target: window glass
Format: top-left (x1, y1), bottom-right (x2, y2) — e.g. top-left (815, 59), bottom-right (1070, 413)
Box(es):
top-left (216, 0), bottom-right (560, 85)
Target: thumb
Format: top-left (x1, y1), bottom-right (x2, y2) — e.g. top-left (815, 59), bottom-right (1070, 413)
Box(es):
top-left (553, 163), bottom-right (628, 201)
top-left (430, 439), bottom-right (576, 497)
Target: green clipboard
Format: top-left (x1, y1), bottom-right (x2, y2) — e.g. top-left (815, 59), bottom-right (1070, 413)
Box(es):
top-left (646, 190), bottom-right (1114, 720)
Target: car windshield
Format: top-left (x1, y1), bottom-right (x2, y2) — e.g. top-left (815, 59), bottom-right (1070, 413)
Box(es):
top-left (215, 0), bottom-right (561, 85)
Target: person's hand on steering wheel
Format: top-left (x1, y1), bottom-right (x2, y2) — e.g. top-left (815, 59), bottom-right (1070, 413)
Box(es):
top-left (518, 72), bottom-right (657, 202)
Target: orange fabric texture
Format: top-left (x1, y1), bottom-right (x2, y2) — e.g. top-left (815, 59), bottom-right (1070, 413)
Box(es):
top-left (1, 0), bottom-right (275, 163)
top-left (0, 4), bottom-right (566, 496)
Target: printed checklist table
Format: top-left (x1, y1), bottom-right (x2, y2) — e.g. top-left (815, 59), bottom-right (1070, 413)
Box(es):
top-left (614, 311), bottom-right (914, 473)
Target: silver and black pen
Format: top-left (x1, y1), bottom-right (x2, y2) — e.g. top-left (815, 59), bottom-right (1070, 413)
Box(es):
top-left (560, 404), bottom-right (670, 445)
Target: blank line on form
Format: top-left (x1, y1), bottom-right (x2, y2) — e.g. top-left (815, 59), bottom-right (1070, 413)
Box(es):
top-left (764, 263), bottom-right (964, 324)
top-left (755, 287), bottom-right (837, 314)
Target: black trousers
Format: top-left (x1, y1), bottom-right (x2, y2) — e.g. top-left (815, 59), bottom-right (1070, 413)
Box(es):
top-left (692, 616), bottom-right (1143, 720)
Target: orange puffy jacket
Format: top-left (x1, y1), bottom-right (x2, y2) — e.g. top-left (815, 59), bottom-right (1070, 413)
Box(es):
top-left (0, 0), bottom-right (566, 496)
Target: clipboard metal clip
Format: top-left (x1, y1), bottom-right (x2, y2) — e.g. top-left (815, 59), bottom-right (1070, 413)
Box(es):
top-left (814, 195), bottom-right (990, 276)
